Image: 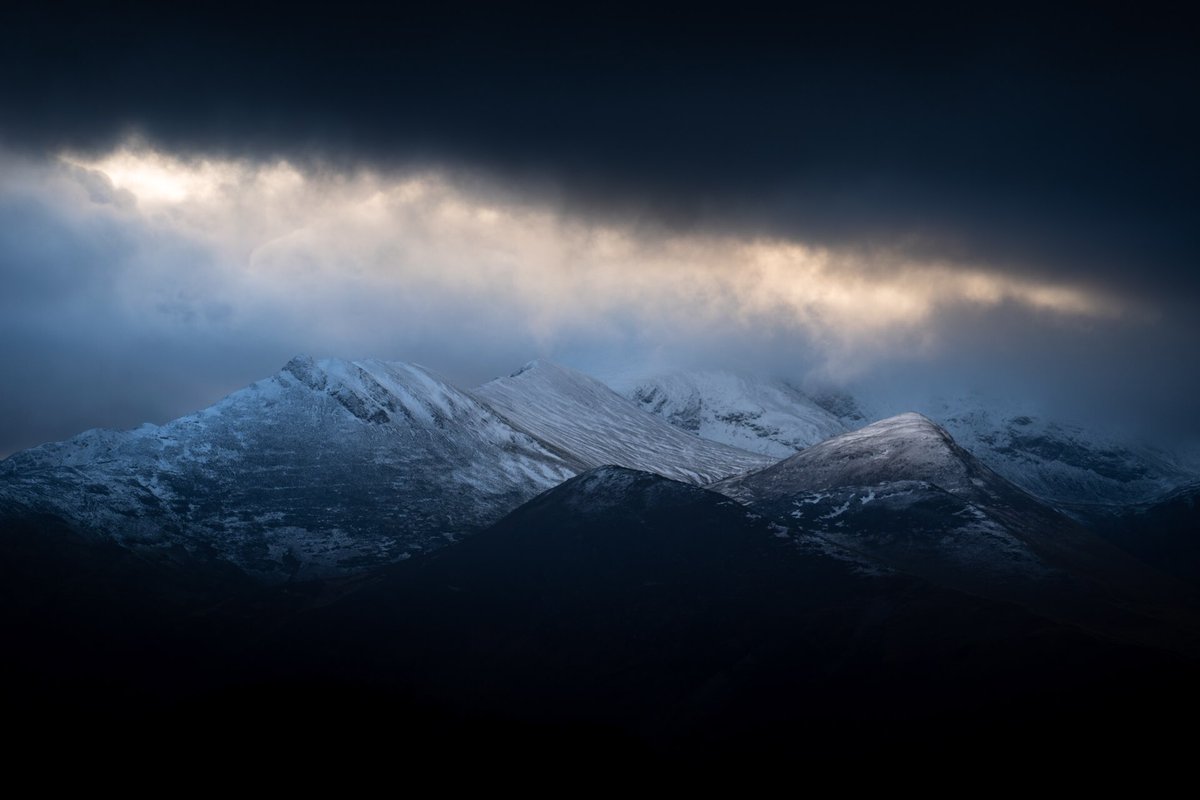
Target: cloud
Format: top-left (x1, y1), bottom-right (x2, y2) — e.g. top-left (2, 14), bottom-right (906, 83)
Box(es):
top-left (3, 6), bottom-right (1197, 314)
top-left (58, 145), bottom-right (1134, 335)
top-left (55, 146), bottom-right (1134, 349)
top-left (1, 9), bottom-right (1196, 457)
top-left (1, 142), bottom-right (1190, 456)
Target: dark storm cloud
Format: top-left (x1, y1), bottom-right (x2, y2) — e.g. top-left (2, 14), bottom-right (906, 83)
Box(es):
top-left (2, 4), bottom-right (1197, 305)
top-left (1, 4), bottom-right (1198, 457)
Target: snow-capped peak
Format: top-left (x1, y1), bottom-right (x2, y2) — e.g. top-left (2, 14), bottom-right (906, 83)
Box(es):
top-left (612, 369), bottom-right (848, 458)
top-left (474, 360), bottom-right (775, 484)
top-left (0, 355), bottom-right (578, 580)
top-left (716, 412), bottom-right (985, 498)
top-left (276, 355), bottom-right (487, 429)
top-left (507, 359), bottom-right (542, 378)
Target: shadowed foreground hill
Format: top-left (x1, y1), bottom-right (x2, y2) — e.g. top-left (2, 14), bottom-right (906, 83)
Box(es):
top-left (3, 466), bottom-right (1199, 765)
top-left (1096, 482), bottom-right (1200, 588)
top-left (245, 467), bottom-right (1199, 757)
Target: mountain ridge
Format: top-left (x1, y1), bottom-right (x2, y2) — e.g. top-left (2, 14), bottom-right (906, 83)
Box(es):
top-left (616, 370), bottom-right (847, 457)
top-left (0, 355), bottom-right (579, 580)
top-left (473, 360), bottom-right (775, 485)
top-left (714, 412), bottom-right (1200, 651)
top-left (611, 368), bottom-right (1199, 507)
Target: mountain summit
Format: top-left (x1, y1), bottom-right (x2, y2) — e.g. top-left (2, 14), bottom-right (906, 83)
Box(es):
top-left (0, 356), bottom-right (576, 579)
top-left (717, 412), bottom-right (983, 497)
top-left (0, 357), bottom-right (773, 581)
top-left (617, 371), bottom-right (1198, 508)
top-left (473, 360), bottom-right (773, 484)
top-left (617, 370), bottom-right (848, 457)
top-left (715, 413), bottom-right (1197, 648)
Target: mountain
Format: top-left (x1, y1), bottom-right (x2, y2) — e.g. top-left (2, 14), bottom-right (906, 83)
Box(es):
top-left (614, 370), bottom-right (847, 457)
top-left (613, 370), bottom-right (1197, 508)
top-left (713, 413), bottom-right (1070, 587)
top-left (1097, 482), bottom-right (1200, 587)
top-left (473, 361), bottom-right (774, 483)
top-left (5, 465), bottom-right (1197, 759)
top-left (922, 395), bottom-right (1194, 509)
top-left (249, 465), bottom-right (1195, 756)
top-left (714, 413), bottom-right (1199, 647)
top-left (0, 355), bottom-right (576, 580)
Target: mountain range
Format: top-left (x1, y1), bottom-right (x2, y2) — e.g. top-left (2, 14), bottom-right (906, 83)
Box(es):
top-left (3, 355), bottom-right (1197, 581)
top-left (2, 353), bottom-right (1198, 758)
top-left (616, 370), bottom-right (1195, 509)
top-left (0, 356), bottom-right (578, 579)
top-left (617, 370), bottom-right (848, 457)
top-left (474, 360), bottom-right (774, 483)
top-left (0, 357), bottom-right (775, 579)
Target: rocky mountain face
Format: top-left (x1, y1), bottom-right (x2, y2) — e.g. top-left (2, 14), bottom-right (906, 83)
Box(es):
top-left (713, 413), bottom-right (1199, 649)
top-left (618, 371), bottom-right (847, 457)
top-left (0, 356), bottom-right (577, 580)
top-left (713, 413), bottom-right (1080, 589)
top-left (0, 357), bottom-right (775, 581)
top-left (924, 396), bottom-right (1194, 509)
top-left (4, 356), bottom-right (1197, 595)
top-left (473, 361), bottom-right (775, 484)
top-left (614, 370), bottom-right (1197, 509)
top-left (4, 357), bottom-right (1200, 759)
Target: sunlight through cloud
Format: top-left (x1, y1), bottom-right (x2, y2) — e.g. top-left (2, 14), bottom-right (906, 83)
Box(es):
top-left (51, 144), bottom-right (1128, 365)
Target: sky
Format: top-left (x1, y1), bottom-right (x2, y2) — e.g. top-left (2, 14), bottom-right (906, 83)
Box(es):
top-left (1, 5), bottom-right (1198, 456)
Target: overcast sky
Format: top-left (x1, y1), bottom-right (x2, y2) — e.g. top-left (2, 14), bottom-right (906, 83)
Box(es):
top-left (1, 5), bottom-right (1197, 455)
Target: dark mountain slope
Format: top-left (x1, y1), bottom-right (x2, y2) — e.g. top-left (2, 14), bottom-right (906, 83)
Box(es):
top-left (713, 413), bottom-right (1200, 650)
top-left (1096, 482), bottom-right (1200, 587)
top-left (4, 467), bottom-right (1197, 764)
top-left (250, 467), bottom-right (1195, 756)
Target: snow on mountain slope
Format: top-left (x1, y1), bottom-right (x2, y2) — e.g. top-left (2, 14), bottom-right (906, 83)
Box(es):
top-left (0, 356), bottom-right (576, 580)
top-left (616, 368), bottom-right (1197, 508)
top-left (922, 396), bottom-right (1194, 509)
top-left (613, 371), bottom-right (847, 458)
top-left (473, 361), bottom-right (775, 484)
top-left (714, 413), bottom-right (1197, 646)
top-left (716, 413), bottom-right (996, 500)
top-left (712, 414), bottom-right (1053, 581)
